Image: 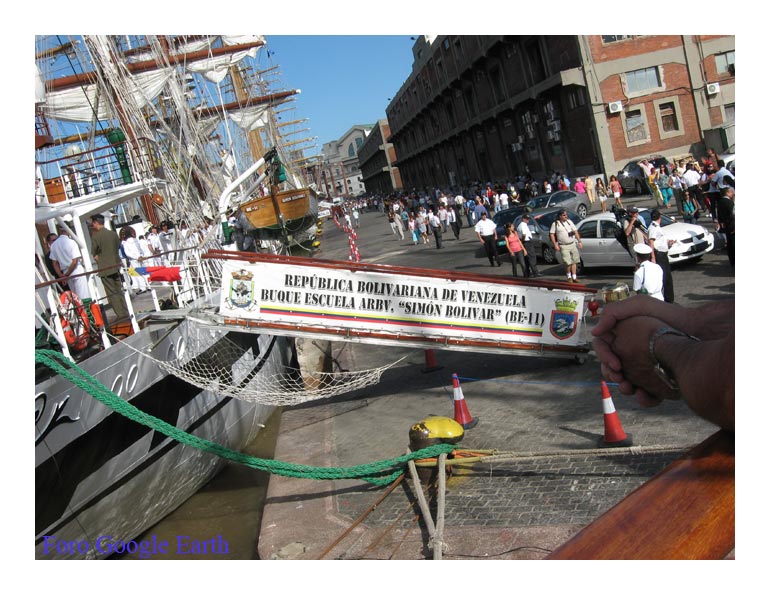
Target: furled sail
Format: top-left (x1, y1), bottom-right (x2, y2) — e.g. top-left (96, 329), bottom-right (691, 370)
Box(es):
top-left (41, 68), bottom-right (173, 122)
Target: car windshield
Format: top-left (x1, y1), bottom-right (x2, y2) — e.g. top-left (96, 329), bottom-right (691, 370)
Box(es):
top-left (534, 210), bottom-right (581, 231)
top-left (638, 211), bottom-right (675, 227)
top-left (493, 207), bottom-right (525, 226)
top-left (527, 195), bottom-right (551, 209)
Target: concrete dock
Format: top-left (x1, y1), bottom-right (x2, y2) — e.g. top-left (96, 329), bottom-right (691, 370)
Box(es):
top-left (255, 195), bottom-right (731, 560)
top-left (258, 340), bottom-right (716, 560)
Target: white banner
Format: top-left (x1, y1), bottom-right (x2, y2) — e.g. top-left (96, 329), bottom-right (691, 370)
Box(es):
top-left (219, 260), bottom-right (590, 349)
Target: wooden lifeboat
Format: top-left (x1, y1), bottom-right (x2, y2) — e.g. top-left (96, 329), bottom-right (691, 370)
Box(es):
top-left (240, 187), bottom-right (318, 232)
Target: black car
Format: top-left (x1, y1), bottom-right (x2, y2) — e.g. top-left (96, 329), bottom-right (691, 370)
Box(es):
top-left (492, 205), bottom-right (529, 237)
top-left (617, 156), bottom-right (672, 194)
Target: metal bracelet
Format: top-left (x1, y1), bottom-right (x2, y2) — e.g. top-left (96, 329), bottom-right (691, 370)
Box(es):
top-left (648, 326), bottom-right (700, 390)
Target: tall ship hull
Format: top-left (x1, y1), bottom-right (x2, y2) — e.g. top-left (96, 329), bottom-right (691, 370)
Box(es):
top-left (36, 319), bottom-right (293, 559)
top-left (34, 35), bottom-right (314, 558)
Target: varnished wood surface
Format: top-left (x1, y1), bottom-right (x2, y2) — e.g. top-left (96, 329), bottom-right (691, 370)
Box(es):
top-left (241, 188), bottom-right (313, 229)
top-left (547, 430), bottom-right (734, 559)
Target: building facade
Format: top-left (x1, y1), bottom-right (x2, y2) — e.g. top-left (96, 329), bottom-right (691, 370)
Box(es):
top-left (320, 125), bottom-right (372, 198)
top-left (582, 35), bottom-right (734, 177)
top-left (385, 35), bottom-right (735, 192)
top-left (357, 118), bottom-right (402, 194)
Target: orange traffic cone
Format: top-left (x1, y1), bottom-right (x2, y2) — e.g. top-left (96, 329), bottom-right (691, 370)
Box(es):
top-left (452, 373), bottom-right (478, 430)
top-left (421, 349), bottom-right (443, 373)
top-left (600, 381), bottom-right (632, 447)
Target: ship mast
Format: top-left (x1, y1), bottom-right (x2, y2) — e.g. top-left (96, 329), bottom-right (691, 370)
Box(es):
top-left (227, 64), bottom-right (266, 167)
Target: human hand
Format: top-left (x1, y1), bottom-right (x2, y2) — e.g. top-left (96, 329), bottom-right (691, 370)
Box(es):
top-left (593, 295), bottom-right (732, 341)
top-left (593, 314), bottom-right (679, 408)
top-left (592, 295), bottom-right (681, 341)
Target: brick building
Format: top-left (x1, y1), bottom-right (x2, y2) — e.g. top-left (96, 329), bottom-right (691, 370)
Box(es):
top-left (357, 118), bottom-right (402, 194)
top-left (584, 35), bottom-right (734, 177)
top-left (385, 35), bottom-right (735, 192)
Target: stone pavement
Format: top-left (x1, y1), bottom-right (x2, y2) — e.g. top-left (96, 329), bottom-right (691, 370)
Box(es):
top-left (258, 341), bottom-right (717, 560)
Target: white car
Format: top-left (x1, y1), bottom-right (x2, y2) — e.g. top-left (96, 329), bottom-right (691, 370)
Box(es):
top-left (576, 209), bottom-right (714, 269)
top-left (719, 146), bottom-right (735, 175)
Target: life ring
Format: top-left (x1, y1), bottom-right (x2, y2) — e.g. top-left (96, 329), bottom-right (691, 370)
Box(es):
top-left (59, 290), bottom-right (90, 351)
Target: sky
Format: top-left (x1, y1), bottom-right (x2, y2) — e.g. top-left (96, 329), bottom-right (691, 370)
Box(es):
top-left (259, 35), bottom-right (417, 150)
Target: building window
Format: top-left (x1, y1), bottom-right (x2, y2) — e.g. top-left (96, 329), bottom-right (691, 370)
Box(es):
top-left (658, 102), bottom-right (679, 132)
top-left (716, 51), bottom-right (735, 74)
top-left (624, 66), bottom-right (663, 94)
top-left (601, 35), bottom-right (633, 44)
top-left (443, 38), bottom-right (450, 51)
top-left (623, 107), bottom-right (649, 145)
top-left (445, 103), bottom-right (456, 128)
top-left (724, 103), bottom-right (735, 121)
top-left (356, 137), bottom-right (363, 150)
top-left (490, 67), bottom-right (505, 104)
top-left (436, 58), bottom-right (444, 81)
top-left (348, 143), bottom-right (355, 157)
top-left (567, 87), bottom-right (586, 110)
top-left (526, 42), bottom-right (546, 82)
top-left (463, 88), bottom-right (477, 117)
top-left (653, 97), bottom-right (684, 140)
top-left (453, 38), bottom-right (463, 61)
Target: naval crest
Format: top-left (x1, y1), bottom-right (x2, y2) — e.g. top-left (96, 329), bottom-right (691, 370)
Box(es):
top-left (549, 297), bottom-right (578, 340)
top-left (226, 269), bottom-right (257, 310)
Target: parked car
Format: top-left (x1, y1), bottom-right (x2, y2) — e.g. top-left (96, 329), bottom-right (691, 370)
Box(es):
top-left (575, 208), bottom-right (714, 269)
top-left (492, 205), bottom-right (529, 246)
top-left (525, 190), bottom-right (590, 219)
top-left (504, 207), bottom-right (583, 263)
top-left (719, 145), bottom-right (735, 175)
top-left (617, 156), bottom-right (672, 195)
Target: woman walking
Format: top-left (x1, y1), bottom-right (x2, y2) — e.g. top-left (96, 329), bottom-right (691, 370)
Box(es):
top-left (408, 212), bottom-right (418, 245)
top-left (655, 164), bottom-right (674, 208)
top-left (416, 211), bottom-right (429, 244)
top-left (503, 222), bottom-right (527, 277)
top-left (609, 175), bottom-right (623, 209)
top-left (596, 178), bottom-right (609, 213)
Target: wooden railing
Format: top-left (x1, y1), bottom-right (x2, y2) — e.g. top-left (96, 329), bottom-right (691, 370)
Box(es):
top-left (547, 430), bottom-right (735, 559)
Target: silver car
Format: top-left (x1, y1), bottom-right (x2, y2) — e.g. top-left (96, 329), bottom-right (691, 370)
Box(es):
top-left (576, 209), bottom-right (714, 269)
top-left (525, 190), bottom-right (590, 219)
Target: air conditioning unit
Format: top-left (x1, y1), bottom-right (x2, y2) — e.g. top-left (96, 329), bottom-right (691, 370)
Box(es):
top-left (608, 101), bottom-right (624, 114)
top-left (511, 142), bottom-right (522, 152)
top-left (553, 132), bottom-right (561, 142)
top-left (706, 82), bottom-right (721, 95)
top-left (552, 121), bottom-right (561, 132)
top-left (546, 130), bottom-right (554, 141)
top-left (517, 135), bottom-right (525, 143)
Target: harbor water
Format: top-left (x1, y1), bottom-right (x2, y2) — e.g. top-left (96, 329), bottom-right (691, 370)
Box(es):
top-left (114, 409), bottom-right (282, 560)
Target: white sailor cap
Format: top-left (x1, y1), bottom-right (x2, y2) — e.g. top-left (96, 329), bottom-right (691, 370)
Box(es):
top-left (633, 243), bottom-right (653, 255)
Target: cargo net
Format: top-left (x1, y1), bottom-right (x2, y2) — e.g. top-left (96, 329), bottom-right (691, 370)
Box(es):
top-left (131, 315), bottom-right (403, 406)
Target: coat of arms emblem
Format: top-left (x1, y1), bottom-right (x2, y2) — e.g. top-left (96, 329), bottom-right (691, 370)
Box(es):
top-left (549, 297), bottom-right (578, 340)
top-left (226, 268), bottom-right (256, 310)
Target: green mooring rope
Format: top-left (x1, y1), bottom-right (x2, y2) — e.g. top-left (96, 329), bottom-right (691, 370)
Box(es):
top-left (35, 349), bottom-right (455, 486)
